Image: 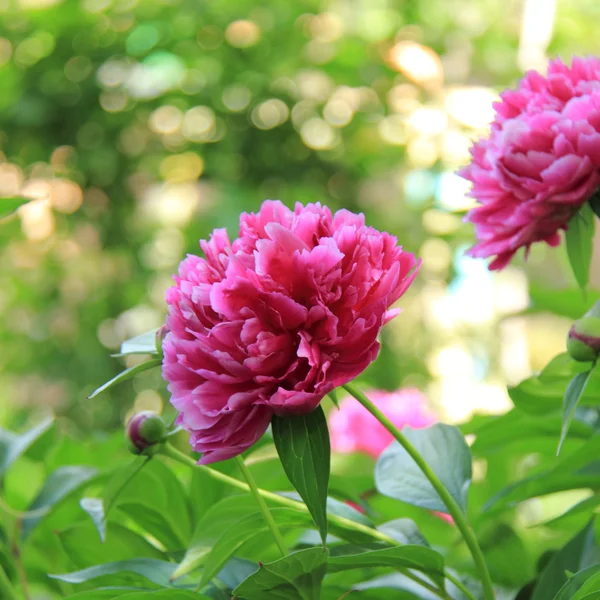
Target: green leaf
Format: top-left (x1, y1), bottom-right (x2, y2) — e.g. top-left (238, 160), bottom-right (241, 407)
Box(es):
top-left (199, 508), bottom-right (310, 588)
top-left (116, 592), bottom-right (210, 599)
top-left (328, 544), bottom-right (445, 588)
top-left (553, 566), bottom-right (600, 600)
top-left (173, 495), bottom-right (260, 580)
top-left (0, 197), bottom-right (31, 222)
top-left (272, 406), bottom-right (330, 544)
top-left (532, 520), bottom-right (599, 600)
top-left (377, 519), bottom-right (429, 546)
top-left (88, 358), bottom-right (162, 399)
top-left (479, 524), bottom-right (533, 587)
top-left (328, 388), bottom-right (339, 409)
top-left (22, 465), bottom-right (98, 540)
top-left (0, 417), bottom-right (54, 476)
top-left (566, 202), bottom-right (595, 292)
top-left (539, 494), bottom-right (600, 528)
top-left (232, 547), bottom-right (329, 600)
top-left (50, 558), bottom-right (179, 587)
top-left (113, 329), bottom-right (160, 357)
top-left (375, 424), bottom-right (472, 512)
top-left (559, 368), bottom-right (596, 455)
top-left (80, 497), bottom-right (106, 542)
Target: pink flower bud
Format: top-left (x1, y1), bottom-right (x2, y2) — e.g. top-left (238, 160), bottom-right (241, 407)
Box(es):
top-left (126, 411), bottom-right (167, 455)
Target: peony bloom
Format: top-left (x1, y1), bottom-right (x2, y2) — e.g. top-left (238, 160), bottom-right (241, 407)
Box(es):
top-left (162, 201), bottom-right (420, 464)
top-left (460, 56), bottom-right (600, 270)
top-left (329, 388), bottom-right (436, 458)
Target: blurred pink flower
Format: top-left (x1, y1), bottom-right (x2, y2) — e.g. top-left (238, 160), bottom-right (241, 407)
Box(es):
top-left (163, 201), bottom-right (420, 464)
top-left (329, 388), bottom-right (436, 458)
top-left (460, 56), bottom-right (600, 270)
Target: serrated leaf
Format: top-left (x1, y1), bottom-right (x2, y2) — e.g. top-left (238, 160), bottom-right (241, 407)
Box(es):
top-left (233, 547), bottom-right (329, 600)
top-left (0, 417), bottom-right (54, 476)
top-left (22, 465), bottom-right (98, 540)
top-left (272, 406), bottom-right (330, 544)
top-left (566, 202), bottom-right (595, 292)
top-left (0, 197), bottom-right (32, 222)
top-left (198, 508), bottom-right (310, 588)
top-left (80, 497), bottom-right (106, 542)
top-left (113, 330), bottom-right (160, 357)
top-left (88, 358), bottom-right (162, 399)
top-left (328, 544), bottom-right (445, 588)
top-left (559, 368), bottom-right (596, 455)
top-left (375, 424), bottom-right (472, 513)
top-left (532, 520), bottom-right (599, 600)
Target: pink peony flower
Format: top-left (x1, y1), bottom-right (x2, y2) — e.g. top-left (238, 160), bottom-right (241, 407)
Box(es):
top-left (460, 56), bottom-right (600, 270)
top-left (162, 201), bottom-right (420, 464)
top-left (329, 388), bottom-right (436, 458)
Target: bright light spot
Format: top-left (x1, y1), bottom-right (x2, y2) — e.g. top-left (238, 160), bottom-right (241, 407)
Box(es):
top-left (160, 153), bottom-right (204, 183)
top-left (222, 84), bottom-right (251, 112)
top-left (296, 69), bottom-right (333, 102)
top-left (420, 238), bottom-right (452, 274)
top-left (0, 164), bottom-right (24, 196)
top-left (0, 38), bottom-right (12, 67)
top-left (445, 86), bottom-right (498, 129)
top-left (20, 199), bottom-right (55, 240)
top-left (387, 84), bottom-right (420, 114)
top-left (300, 118), bottom-right (337, 150)
top-left (436, 171), bottom-right (476, 211)
top-left (99, 91), bottom-right (128, 112)
top-left (149, 105), bottom-right (183, 135)
top-left (225, 20), bottom-right (261, 48)
top-left (141, 183), bottom-right (201, 226)
top-left (387, 41), bottom-right (443, 86)
top-left (406, 107), bottom-right (447, 136)
top-left (97, 59), bottom-right (130, 88)
top-left (309, 13), bottom-right (343, 43)
top-left (50, 179), bottom-right (83, 214)
top-left (252, 99), bottom-right (289, 130)
top-left (182, 106), bottom-right (216, 142)
top-left (323, 98), bottom-right (353, 127)
top-left (378, 115), bottom-right (407, 145)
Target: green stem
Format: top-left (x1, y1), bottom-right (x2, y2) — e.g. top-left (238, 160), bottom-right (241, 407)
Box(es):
top-left (234, 455), bottom-right (289, 557)
top-left (342, 382), bottom-right (494, 600)
top-left (159, 443), bottom-right (474, 600)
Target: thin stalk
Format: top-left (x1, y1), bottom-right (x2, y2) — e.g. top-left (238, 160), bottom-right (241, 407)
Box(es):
top-left (235, 455), bottom-right (288, 557)
top-left (159, 443), bottom-right (474, 600)
top-left (342, 382), bottom-right (494, 600)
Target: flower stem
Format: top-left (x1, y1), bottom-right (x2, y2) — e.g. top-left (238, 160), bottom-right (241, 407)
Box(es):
top-left (159, 443), bottom-right (475, 600)
top-left (234, 455), bottom-right (289, 557)
top-left (342, 382), bottom-right (494, 600)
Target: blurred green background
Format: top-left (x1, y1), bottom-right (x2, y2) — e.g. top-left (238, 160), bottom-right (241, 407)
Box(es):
top-left (0, 0), bottom-right (597, 436)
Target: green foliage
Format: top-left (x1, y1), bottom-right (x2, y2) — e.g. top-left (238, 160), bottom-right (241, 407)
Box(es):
top-left (566, 203), bottom-right (596, 293)
top-left (375, 424), bottom-right (472, 512)
top-left (272, 407), bottom-right (330, 544)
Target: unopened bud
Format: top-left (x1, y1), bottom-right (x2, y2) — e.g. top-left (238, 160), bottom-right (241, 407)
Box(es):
top-left (567, 300), bottom-right (600, 363)
top-left (126, 411), bottom-right (167, 455)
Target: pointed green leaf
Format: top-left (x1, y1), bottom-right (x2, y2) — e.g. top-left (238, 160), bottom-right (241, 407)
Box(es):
top-left (199, 508), bottom-right (310, 588)
top-left (328, 544), bottom-right (445, 587)
top-left (532, 520), bottom-right (599, 600)
top-left (80, 497), bottom-right (106, 542)
top-left (233, 547), bottom-right (329, 600)
top-left (553, 565), bottom-right (600, 600)
top-left (0, 197), bottom-right (32, 222)
top-left (88, 358), bottom-right (162, 399)
top-left (558, 367), bottom-right (595, 455)
top-left (22, 465), bottom-right (98, 540)
top-left (50, 558), bottom-right (179, 587)
top-left (272, 406), bottom-right (330, 544)
top-left (566, 202), bottom-right (595, 292)
top-left (375, 424), bottom-right (472, 512)
top-left (0, 417), bottom-right (54, 476)
top-left (113, 329), bottom-right (160, 357)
